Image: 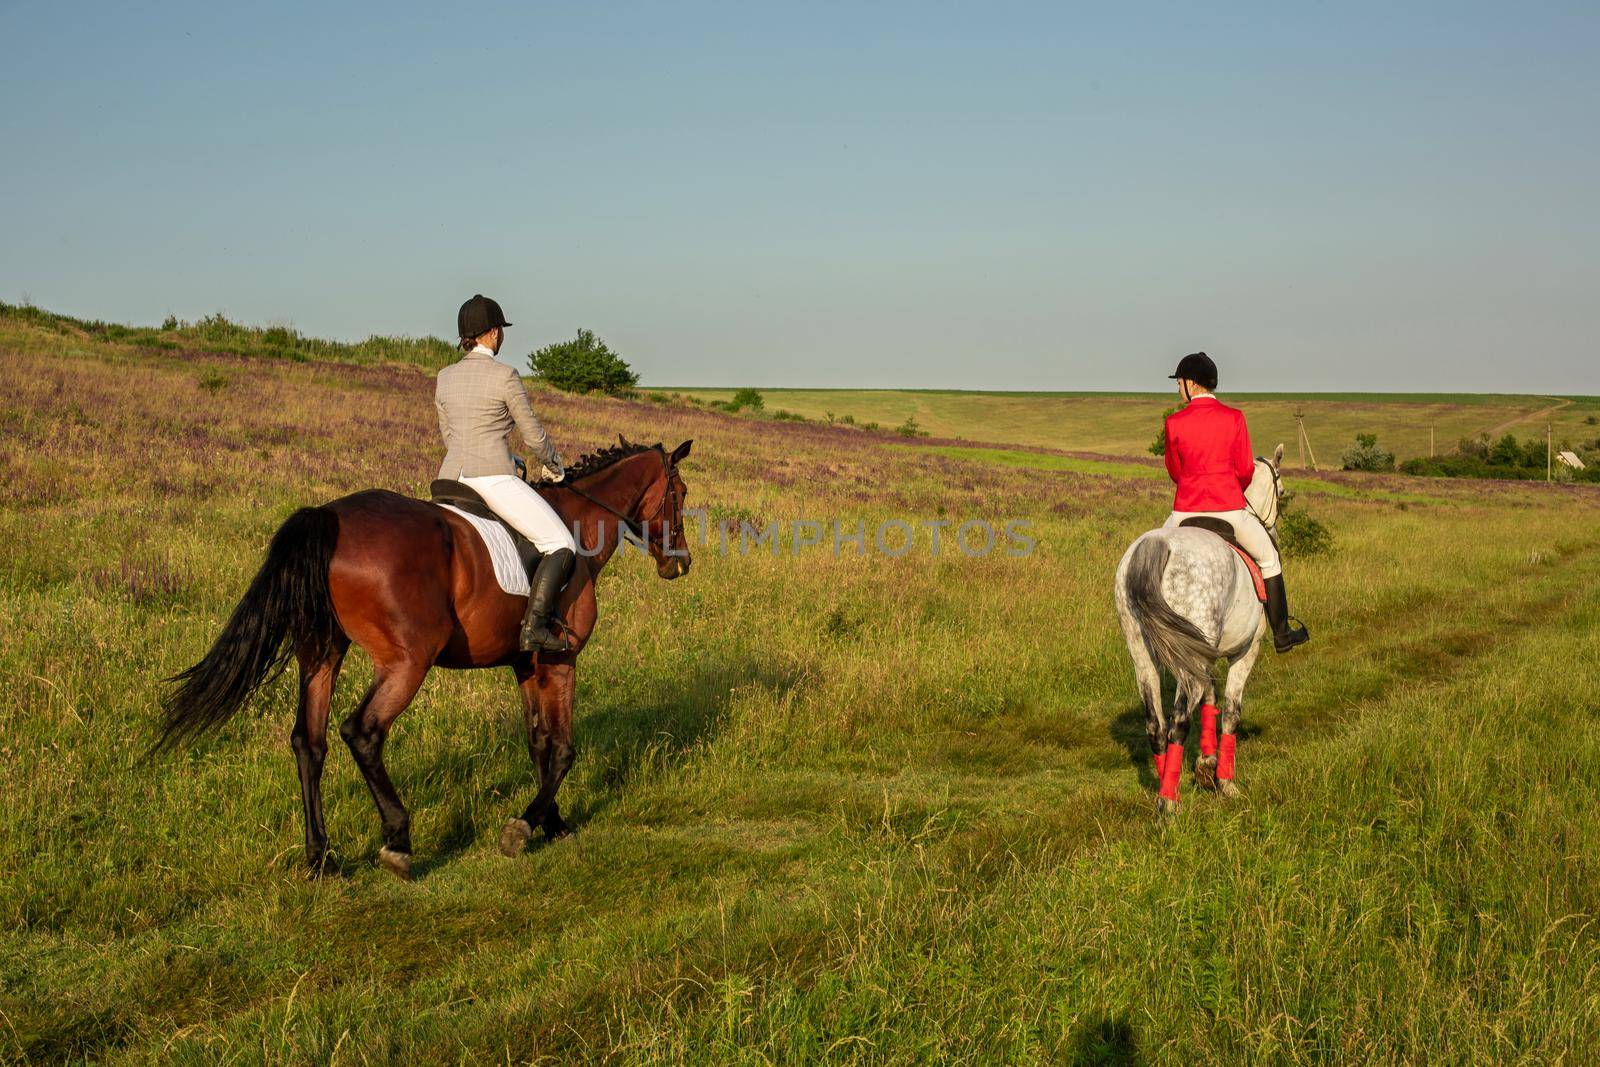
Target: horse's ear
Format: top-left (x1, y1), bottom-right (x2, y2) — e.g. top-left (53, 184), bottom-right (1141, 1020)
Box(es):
top-left (618, 434), bottom-right (631, 449)
top-left (1272, 443), bottom-right (1285, 469)
top-left (670, 439), bottom-right (693, 464)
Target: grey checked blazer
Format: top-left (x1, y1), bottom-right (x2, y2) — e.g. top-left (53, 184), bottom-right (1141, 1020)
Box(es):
top-left (435, 350), bottom-right (563, 479)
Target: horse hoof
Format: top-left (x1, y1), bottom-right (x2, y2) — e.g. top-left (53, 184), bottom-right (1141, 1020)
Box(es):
top-left (499, 818), bottom-right (535, 857)
top-left (543, 817), bottom-right (573, 842)
top-left (1217, 779), bottom-right (1242, 800)
top-left (1194, 756), bottom-right (1219, 792)
top-left (1156, 796), bottom-right (1180, 817)
top-left (377, 847), bottom-right (412, 881)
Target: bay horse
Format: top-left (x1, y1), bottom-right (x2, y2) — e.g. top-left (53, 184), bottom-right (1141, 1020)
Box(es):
top-left (1113, 444), bottom-right (1286, 814)
top-left (156, 437), bottom-right (692, 878)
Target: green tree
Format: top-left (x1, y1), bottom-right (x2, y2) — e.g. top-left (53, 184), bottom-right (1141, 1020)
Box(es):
top-left (1149, 408), bottom-right (1178, 456)
top-left (731, 388), bottom-right (765, 411)
top-left (1488, 433), bottom-right (1523, 467)
top-left (527, 329), bottom-right (638, 394)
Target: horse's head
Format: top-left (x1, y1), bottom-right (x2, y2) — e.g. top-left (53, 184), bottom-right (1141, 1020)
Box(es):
top-left (631, 437), bottom-right (693, 580)
top-left (1244, 443), bottom-right (1286, 539)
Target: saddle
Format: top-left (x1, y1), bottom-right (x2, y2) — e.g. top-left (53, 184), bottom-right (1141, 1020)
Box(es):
top-left (429, 479), bottom-right (542, 575)
top-left (1178, 517), bottom-right (1267, 602)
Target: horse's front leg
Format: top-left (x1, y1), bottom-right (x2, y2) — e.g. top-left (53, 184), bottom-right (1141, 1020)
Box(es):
top-left (499, 653), bottom-right (578, 855)
top-left (1216, 634), bottom-right (1264, 799)
top-left (1194, 678), bottom-right (1221, 792)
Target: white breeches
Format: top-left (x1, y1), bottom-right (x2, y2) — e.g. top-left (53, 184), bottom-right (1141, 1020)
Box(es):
top-left (1164, 508), bottom-right (1282, 578)
top-left (460, 475), bottom-right (577, 554)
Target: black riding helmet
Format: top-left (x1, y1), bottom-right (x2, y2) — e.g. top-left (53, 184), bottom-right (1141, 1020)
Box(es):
top-left (458, 294), bottom-right (512, 339)
top-left (1169, 351), bottom-right (1218, 391)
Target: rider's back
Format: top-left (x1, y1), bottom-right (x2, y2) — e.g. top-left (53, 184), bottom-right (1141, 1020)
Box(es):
top-left (1164, 398), bottom-right (1253, 512)
top-left (435, 351), bottom-right (524, 479)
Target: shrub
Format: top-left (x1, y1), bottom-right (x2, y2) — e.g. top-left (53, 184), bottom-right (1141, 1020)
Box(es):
top-left (262, 325), bottom-right (298, 348)
top-left (771, 409), bottom-right (808, 422)
top-left (1149, 407), bottom-right (1179, 457)
top-left (839, 414), bottom-right (856, 426)
top-left (1341, 433), bottom-right (1394, 472)
top-left (896, 416), bottom-right (929, 438)
top-left (1399, 454), bottom-right (1542, 480)
top-left (527, 329), bottom-right (638, 394)
top-left (1585, 414), bottom-right (1598, 426)
top-left (1277, 493), bottom-right (1333, 558)
top-left (731, 388), bottom-right (765, 411)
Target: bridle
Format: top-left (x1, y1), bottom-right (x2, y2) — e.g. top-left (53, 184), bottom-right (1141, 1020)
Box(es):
top-left (556, 449), bottom-right (682, 554)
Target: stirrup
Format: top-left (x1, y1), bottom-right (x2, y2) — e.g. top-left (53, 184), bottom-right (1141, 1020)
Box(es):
top-left (1274, 616), bottom-right (1310, 653)
top-left (520, 613), bottom-right (571, 654)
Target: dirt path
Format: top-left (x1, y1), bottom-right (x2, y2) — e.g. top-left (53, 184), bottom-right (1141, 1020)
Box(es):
top-left (1479, 397), bottom-right (1573, 438)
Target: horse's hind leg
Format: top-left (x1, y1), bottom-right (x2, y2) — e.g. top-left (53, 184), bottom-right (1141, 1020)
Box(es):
top-left (290, 641), bottom-right (347, 875)
top-left (1135, 651), bottom-right (1168, 785)
top-left (1216, 637), bottom-right (1264, 799)
top-left (339, 659), bottom-right (429, 879)
top-left (1158, 677), bottom-right (1206, 814)
top-left (1118, 609), bottom-right (1168, 784)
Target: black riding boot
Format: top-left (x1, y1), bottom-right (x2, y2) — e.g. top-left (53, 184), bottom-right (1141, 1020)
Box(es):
top-left (519, 548), bottom-right (575, 653)
top-left (1264, 574), bottom-right (1310, 653)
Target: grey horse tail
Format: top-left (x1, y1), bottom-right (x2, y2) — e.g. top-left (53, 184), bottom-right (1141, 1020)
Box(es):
top-left (1125, 535), bottom-right (1218, 683)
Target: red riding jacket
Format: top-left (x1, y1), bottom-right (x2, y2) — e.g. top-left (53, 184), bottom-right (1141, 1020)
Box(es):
top-left (1163, 395), bottom-right (1255, 512)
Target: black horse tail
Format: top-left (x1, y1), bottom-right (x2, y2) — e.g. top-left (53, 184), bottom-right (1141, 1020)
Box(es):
top-left (1125, 534), bottom-right (1218, 684)
top-left (153, 506), bottom-right (341, 753)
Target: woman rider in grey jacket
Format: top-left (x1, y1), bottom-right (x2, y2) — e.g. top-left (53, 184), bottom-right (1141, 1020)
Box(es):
top-left (435, 294), bottom-right (575, 652)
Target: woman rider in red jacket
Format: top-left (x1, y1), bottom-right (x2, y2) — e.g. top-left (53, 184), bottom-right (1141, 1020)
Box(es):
top-left (1162, 352), bottom-right (1309, 653)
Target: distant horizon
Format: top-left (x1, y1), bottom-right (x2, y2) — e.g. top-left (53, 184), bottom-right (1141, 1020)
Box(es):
top-left (9, 295), bottom-right (1597, 400)
top-left (645, 384), bottom-right (1600, 400)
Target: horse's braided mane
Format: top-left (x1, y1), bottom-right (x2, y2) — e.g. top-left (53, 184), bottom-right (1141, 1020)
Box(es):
top-left (565, 440), bottom-right (660, 481)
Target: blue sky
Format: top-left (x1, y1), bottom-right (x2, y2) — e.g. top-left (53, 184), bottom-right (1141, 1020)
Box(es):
top-left (2, 1), bottom-right (1596, 391)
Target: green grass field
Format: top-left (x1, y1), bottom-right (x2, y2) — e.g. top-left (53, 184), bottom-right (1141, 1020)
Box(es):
top-left (665, 387), bottom-right (1600, 467)
top-left (4, 313), bottom-right (1600, 1062)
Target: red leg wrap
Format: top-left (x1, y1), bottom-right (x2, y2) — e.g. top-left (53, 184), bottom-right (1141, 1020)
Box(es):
top-left (1218, 734), bottom-right (1236, 780)
top-left (1153, 751), bottom-right (1166, 778)
top-left (1200, 704), bottom-right (1218, 757)
top-left (1158, 743), bottom-right (1184, 801)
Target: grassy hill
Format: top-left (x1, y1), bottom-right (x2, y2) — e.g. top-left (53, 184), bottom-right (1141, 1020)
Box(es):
top-left (3, 322), bottom-right (1600, 1060)
top-left (664, 387), bottom-right (1600, 466)
top-left (0, 300), bottom-right (458, 371)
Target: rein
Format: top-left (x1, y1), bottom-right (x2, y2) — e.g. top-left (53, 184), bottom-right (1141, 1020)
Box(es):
top-left (551, 451), bottom-right (678, 551)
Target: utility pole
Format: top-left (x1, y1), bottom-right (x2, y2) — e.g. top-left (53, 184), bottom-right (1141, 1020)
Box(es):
top-left (1548, 423), bottom-right (1553, 483)
top-left (1295, 410), bottom-right (1318, 472)
top-left (1293, 408), bottom-right (1305, 469)
top-left (1430, 424), bottom-right (1435, 457)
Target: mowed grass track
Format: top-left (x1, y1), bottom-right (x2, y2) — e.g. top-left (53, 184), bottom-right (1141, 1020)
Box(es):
top-left (3, 323), bottom-right (1600, 1061)
top-left (668, 387), bottom-right (1600, 465)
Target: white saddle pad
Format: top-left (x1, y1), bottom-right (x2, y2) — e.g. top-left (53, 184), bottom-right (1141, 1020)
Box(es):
top-left (437, 504), bottom-right (529, 597)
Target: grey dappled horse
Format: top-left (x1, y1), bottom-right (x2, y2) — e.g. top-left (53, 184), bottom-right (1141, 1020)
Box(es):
top-left (1114, 444), bottom-right (1286, 813)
